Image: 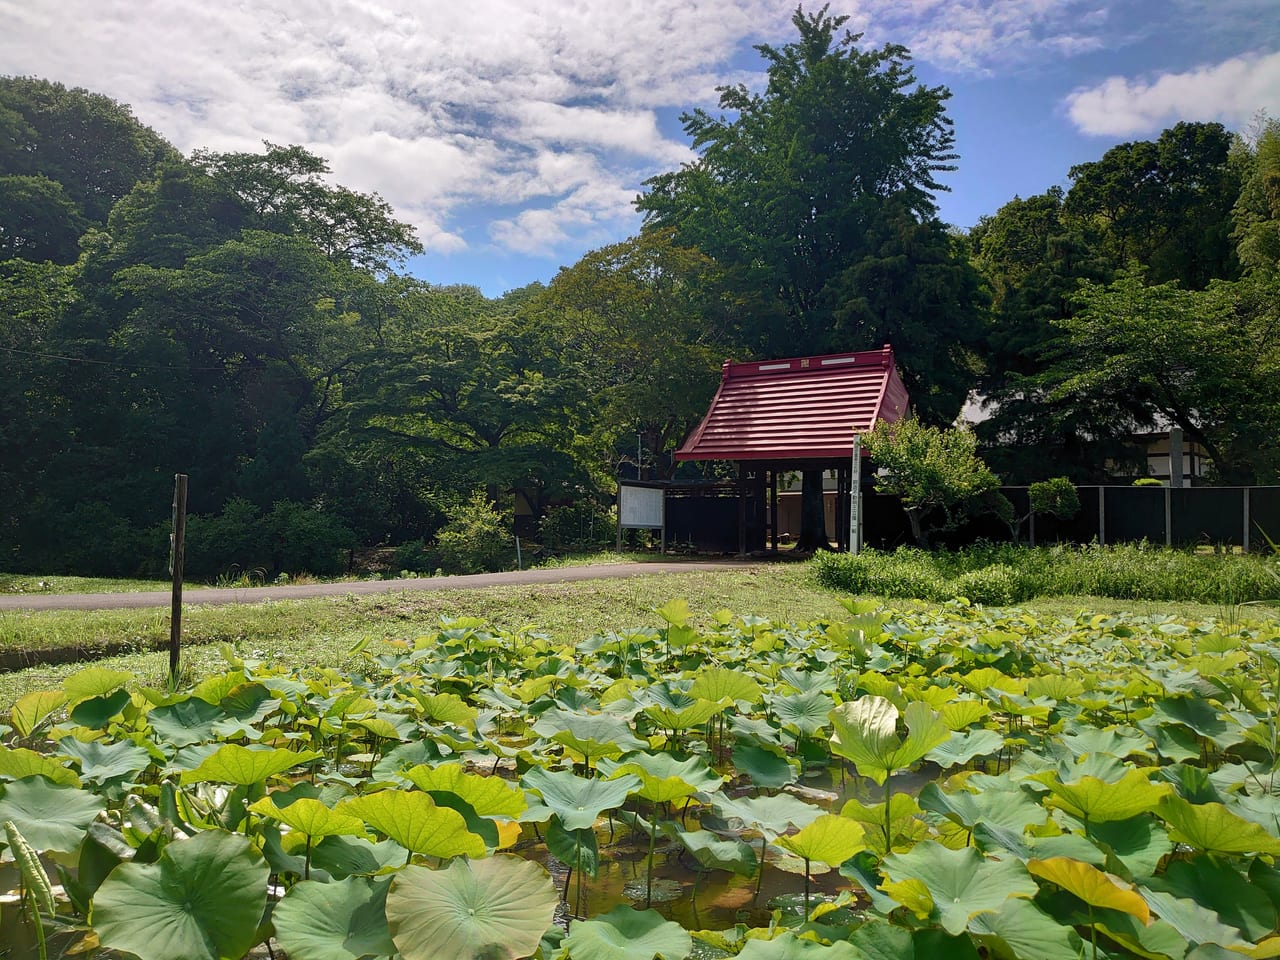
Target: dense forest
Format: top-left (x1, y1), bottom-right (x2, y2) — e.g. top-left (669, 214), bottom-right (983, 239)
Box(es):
top-left (3, 9), bottom-right (1279, 576)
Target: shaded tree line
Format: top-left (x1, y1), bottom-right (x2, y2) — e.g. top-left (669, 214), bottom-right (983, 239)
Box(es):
top-left (3, 8), bottom-right (1278, 575)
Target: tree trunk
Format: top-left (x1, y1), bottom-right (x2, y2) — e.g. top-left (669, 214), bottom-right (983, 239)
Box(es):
top-left (795, 469), bottom-right (832, 552)
top-left (906, 507), bottom-right (929, 548)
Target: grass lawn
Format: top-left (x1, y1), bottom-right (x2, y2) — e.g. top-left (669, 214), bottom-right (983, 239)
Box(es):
top-left (1, 561), bottom-right (1275, 707)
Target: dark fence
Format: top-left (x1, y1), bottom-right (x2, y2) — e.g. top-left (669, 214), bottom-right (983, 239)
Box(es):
top-left (642, 482), bottom-right (1280, 553)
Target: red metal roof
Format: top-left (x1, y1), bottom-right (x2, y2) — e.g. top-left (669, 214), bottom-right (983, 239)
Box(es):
top-left (675, 345), bottom-right (909, 462)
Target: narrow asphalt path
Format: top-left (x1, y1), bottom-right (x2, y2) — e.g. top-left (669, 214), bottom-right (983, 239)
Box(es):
top-left (0, 561), bottom-right (759, 612)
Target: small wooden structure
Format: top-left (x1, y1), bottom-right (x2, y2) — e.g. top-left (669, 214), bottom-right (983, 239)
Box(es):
top-left (674, 345), bottom-right (909, 553)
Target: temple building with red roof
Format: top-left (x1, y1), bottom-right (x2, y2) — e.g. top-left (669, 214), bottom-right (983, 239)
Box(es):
top-left (674, 345), bottom-right (909, 551)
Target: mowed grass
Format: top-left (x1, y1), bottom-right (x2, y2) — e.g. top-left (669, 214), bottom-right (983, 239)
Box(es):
top-left (2, 561), bottom-right (1276, 708)
top-left (0, 573), bottom-right (200, 595)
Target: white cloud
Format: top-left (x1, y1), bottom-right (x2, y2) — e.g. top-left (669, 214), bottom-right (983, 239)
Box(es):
top-left (1065, 50), bottom-right (1280, 136)
top-left (0, 0), bottom-right (791, 258)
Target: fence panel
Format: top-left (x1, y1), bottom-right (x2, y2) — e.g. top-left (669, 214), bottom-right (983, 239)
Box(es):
top-left (1171, 487), bottom-right (1244, 547)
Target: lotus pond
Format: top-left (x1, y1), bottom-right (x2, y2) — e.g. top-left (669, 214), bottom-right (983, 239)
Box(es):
top-left (4, 597), bottom-right (1280, 959)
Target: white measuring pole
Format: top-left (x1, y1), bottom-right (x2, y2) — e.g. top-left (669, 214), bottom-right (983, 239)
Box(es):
top-left (850, 432), bottom-right (862, 555)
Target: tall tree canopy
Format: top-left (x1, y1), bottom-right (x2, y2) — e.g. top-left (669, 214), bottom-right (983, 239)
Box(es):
top-left (638, 5), bottom-right (984, 548)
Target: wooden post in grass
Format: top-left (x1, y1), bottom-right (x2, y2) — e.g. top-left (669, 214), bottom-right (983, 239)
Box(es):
top-left (169, 474), bottom-right (188, 689)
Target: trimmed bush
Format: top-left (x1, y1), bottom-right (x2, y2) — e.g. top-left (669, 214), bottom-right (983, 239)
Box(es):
top-left (429, 491), bottom-right (513, 575)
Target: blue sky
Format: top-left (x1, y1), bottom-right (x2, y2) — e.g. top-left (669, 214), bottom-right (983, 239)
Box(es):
top-left (4, 1), bottom-right (1278, 296)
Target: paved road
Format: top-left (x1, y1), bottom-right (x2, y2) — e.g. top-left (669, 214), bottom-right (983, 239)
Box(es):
top-left (0, 561), bottom-right (758, 612)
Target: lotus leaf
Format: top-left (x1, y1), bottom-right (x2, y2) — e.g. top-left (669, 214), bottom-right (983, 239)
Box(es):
top-left (880, 840), bottom-right (1039, 935)
top-left (562, 904), bottom-right (692, 960)
top-left (0, 775), bottom-right (104, 853)
top-left (522, 766), bottom-right (639, 831)
top-left (967, 896), bottom-right (1087, 960)
top-left (926, 729), bottom-right (1005, 768)
top-left (1027, 857), bottom-right (1149, 922)
top-left (403, 762), bottom-right (528, 817)
top-left (829, 697), bottom-right (950, 785)
top-left (62, 667), bottom-right (135, 705)
top-left (1157, 794), bottom-right (1280, 854)
top-left (339, 789), bottom-right (484, 858)
top-left (180, 744), bottom-right (323, 785)
top-left (773, 814), bottom-right (865, 866)
top-left (713, 793), bottom-right (823, 838)
top-left (386, 855), bottom-right (558, 960)
top-left (149, 697), bottom-right (225, 747)
top-left (735, 932), bottom-right (863, 958)
top-left (598, 752), bottom-right (723, 803)
top-left (1145, 855), bottom-right (1276, 941)
top-left (0, 744), bottom-right (81, 786)
top-left (1040, 768), bottom-right (1170, 823)
top-left (10, 690), bottom-right (67, 737)
top-left (732, 741), bottom-right (798, 790)
top-left (247, 796), bottom-right (367, 838)
top-left (688, 667), bottom-right (762, 705)
top-left (1139, 887), bottom-right (1249, 949)
top-left (272, 876), bottom-right (396, 960)
top-left (91, 829), bottom-right (268, 960)
top-left (676, 828), bottom-right (757, 876)
top-left (56, 737), bottom-right (152, 784)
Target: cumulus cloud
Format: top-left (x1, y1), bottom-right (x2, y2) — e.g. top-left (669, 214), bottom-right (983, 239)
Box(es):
top-left (1065, 50), bottom-right (1280, 136)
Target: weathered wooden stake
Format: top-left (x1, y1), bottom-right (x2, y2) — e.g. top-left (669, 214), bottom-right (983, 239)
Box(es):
top-left (169, 473), bottom-right (188, 689)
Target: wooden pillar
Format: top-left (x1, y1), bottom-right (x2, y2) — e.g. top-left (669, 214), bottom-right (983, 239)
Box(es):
top-left (737, 462), bottom-right (747, 556)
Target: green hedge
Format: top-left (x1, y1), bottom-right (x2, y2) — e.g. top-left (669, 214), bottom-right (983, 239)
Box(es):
top-left (813, 543), bottom-right (1280, 605)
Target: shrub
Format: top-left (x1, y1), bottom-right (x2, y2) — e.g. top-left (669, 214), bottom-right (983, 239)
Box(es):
top-left (952, 564), bottom-right (1027, 606)
top-left (429, 491), bottom-right (513, 575)
top-left (391, 539), bottom-right (433, 574)
top-left (266, 501), bottom-right (354, 577)
top-left (183, 499), bottom-right (352, 578)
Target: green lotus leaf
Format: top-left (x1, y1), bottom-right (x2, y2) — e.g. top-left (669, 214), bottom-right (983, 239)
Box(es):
top-left (412, 691), bottom-right (478, 728)
top-left (386, 855), bottom-right (558, 960)
top-left (272, 876), bottom-right (396, 960)
top-left (68, 689), bottom-right (133, 728)
top-left (829, 697), bottom-right (950, 785)
top-left (654, 599), bottom-right (692, 628)
top-left (1145, 855), bottom-right (1276, 941)
top-left (180, 744), bottom-right (323, 786)
top-left (939, 699), bottom-right (991, 731)
top-left (1138, 887), bottom-right (1248, 949)
top-left (770, 690), bottom-right (836, 739)
top-left (56, 737), bottom-right (152, 784)
top-left (714, 793), bottom-right (822, 838)
top-left (773, 813), bottom-right (865, 866)
top-left (562, 904), bottom-right (692, 960)
top-left (1024, 675), bottom-right (1086, 702)
top-left (1059, 726), bottom-right (1151, 760)
top-left (10, 690), bottom-right (67, 737)
top-left (531, 709), bottom-right (645, 762)
top-left (1040, 768), bottom-right (1170, 823)
top-left (643, 698), bottom-right (725, 732)
top-left (918, 781), bottom-right (1046, 833)
top-left (971, 822), bottom-right (1108, 868)
top-left (62, 667), bottom-right (134, 706)
top-left (675, 828), bottom-right (757, 876)
top-left (149, 697), bottom-right (225, 747)
top-left (1149, 696), bottom-right (1241, 747)
top-left (191, 671), bottom-right (248, 705)
top-left (547, 818), bottom-right (599, 877)
top-left (340, 789), bottom-right (485, 859)
top-left (968, 896), bottom-right (1088, 960)
top-left (309, 834), bottom-right (409, 878)
top-left (732, 741), bottom-right (798, 790)
top-left (926, 729), bottom-right (1006, 768)
top-left (735, 932), bottom-right (863, 958)
top-left (247, 796), bottom-right (367, 838)
top-left (598, 752), bottom-right (724, 804)
top-left (1086, 815), bottom-right (1173, 877)
top-left (0, 745), bottom-right (81, 786)
top-left (91, 829), bottom-right (268, 960)
top-left (0, 775), bottom-right (104, 853)
top-left (688, 667), bottom-right (762, 705)
top-left (1157, 794), bottom-right (1280, 855)
top-left (880, 840), bottom-right (1038, 935)
top-left (522, 766), bottom-right (639, 831)
top-left (403, 762), bottom-right (527, 818)
top-left (860, 923), bottom-right (982, 960)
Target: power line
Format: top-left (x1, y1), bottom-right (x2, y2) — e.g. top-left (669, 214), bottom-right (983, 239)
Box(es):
top-left (0, 344), bottom-right (229, 371)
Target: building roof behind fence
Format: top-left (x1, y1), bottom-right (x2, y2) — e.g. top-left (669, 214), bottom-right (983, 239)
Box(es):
top-left (674, 345), bottom-right (909, 462)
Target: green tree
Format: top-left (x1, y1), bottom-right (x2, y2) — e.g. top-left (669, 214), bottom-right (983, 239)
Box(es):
top-left (863, 416), bottom-right (1002, 547)
top-left (526, 230), bottom-right (735, 483)
top-left (1232, 114), bottom-right (1280, 277)
top-left (1044, 266), bottom-right (1280, 484)
top-left (1064, 121), bottom-right (1240, 288)
top-left (638, 5), bottom-right (980, 548)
